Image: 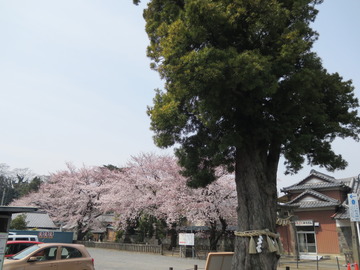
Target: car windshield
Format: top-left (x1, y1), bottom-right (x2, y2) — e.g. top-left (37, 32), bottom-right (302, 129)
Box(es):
top-left (10, 245), bottom-right (40, 260)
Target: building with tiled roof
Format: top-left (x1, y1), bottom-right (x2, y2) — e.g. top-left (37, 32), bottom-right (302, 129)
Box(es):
top-left (277, 170), bottom-right (356, 257)
top-left (12, 211), bottom-right (58, 230)
top-left (287, 189), bottom-right (341, 209)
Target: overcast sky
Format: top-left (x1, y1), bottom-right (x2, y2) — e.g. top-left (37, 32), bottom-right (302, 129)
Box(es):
top-left (0, 1), bottom-right (359, 191)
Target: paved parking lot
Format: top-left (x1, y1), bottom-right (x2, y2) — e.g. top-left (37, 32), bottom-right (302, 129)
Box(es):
top-left (88, 247), bottom-right (348, 270)
top-left (88, 247), bottom-right (206, 270)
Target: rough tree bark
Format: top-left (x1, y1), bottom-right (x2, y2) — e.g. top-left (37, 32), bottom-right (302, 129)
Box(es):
top-left (232, 145), bottom-right (279, 270)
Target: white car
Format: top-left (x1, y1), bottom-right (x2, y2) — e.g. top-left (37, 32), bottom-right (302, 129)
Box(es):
top-left (7, 235), bottom-right (39, 242)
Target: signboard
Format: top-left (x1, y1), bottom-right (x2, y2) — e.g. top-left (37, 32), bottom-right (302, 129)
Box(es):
top-left (39, 231), bottom-right (54, 239)
top-left (179, 233), bottom-right (194, 246)
top-left (295, 220), bottom-right (313, 226)
top-left (0, 233), bottom-right (8, 270)
top-left (348, 193), bottom-right (360, 222)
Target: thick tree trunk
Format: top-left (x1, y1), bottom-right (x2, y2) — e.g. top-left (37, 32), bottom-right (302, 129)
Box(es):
top-left (77, 228), bottom-right (88, 241)
top-left (123, 226), bottom-right (133, 243)
top-left (168, 223), bottom-right (178, 250)
top-left (231, 145), bottom-right (279, 270)
top-left (209, 218), bottom-right (228, 251)
top-left (209, 222), bottom-right (218, 251)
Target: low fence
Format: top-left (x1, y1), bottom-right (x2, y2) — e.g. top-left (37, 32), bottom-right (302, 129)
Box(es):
top-left (278, 256), bottom-right (347, 270)
top-left (77, 241), bottom-right (163, 255)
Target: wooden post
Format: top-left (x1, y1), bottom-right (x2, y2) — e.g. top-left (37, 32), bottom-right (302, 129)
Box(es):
top-left (194, 265), bottom-right (198, 270)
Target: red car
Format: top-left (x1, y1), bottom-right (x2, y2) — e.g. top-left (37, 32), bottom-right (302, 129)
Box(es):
top-left (5, 241), bottom-right (43, 257)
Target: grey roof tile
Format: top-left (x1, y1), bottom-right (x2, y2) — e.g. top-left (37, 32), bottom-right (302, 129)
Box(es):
top-left (281, 170), bottom-right (349, 192)
top-left (333, 206), bottom-right (350, 220)
top-left (283, 182), bottom-right (345, 191)
top-left (12, 212), bottom-right (57, 229)
top-left (285, 189), bottom-right (340, 209)
top-left (290, 201), bottom-right (340, 208)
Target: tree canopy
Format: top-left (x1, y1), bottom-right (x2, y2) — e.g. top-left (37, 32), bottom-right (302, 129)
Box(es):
top-left (144, 0), bottom-right (359, 183)
top-left (12, 154), bottom-right (236, 245)
top-left (10, 214), bottom-right (28, 230)
top-left (0, 164), bottom-right (42, 205)
top-left (139, 0), bottom-right (360, 269)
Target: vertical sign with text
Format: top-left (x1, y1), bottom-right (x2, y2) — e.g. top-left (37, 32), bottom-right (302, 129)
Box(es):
top-left (348, 193), bottom-right (360, 222)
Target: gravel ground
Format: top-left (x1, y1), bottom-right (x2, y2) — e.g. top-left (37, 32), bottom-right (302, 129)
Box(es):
top-left (88, 247), bottom-right (349, 270)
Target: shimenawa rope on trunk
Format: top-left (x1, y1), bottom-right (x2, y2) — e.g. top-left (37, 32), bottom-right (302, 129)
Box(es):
top-left (234, 229), bottom-right (284, 254)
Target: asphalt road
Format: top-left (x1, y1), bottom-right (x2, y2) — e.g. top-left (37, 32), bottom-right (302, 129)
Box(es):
top-left (87, 247), bottom-right (206, 270)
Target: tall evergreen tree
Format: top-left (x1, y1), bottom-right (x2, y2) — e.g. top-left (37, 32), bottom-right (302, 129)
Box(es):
top-left (134, 0), bottom-right (360, 269)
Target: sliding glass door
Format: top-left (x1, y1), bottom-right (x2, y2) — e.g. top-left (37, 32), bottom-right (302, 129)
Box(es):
top-left (297, 231), bottom-right (317, 253)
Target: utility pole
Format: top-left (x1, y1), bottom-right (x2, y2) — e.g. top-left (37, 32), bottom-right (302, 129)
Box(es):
top-left (1, 188), bottom-right (5, 206)
top-left (351, 221), bottom-right (360, 263)
top-left (348, 191), bottom-right (360, 263)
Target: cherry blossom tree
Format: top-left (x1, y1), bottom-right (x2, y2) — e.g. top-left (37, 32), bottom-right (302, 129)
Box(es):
top-left (101, 153), bottom-right (183, 229)
top-left (184, 173), bottom-right (237, 250)
top-left (13, 153), bottom-right (237, 247)
top-left (102, 153), bottom-right (237, 249)
top-left (12, 164), bottom-right (120, 240)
